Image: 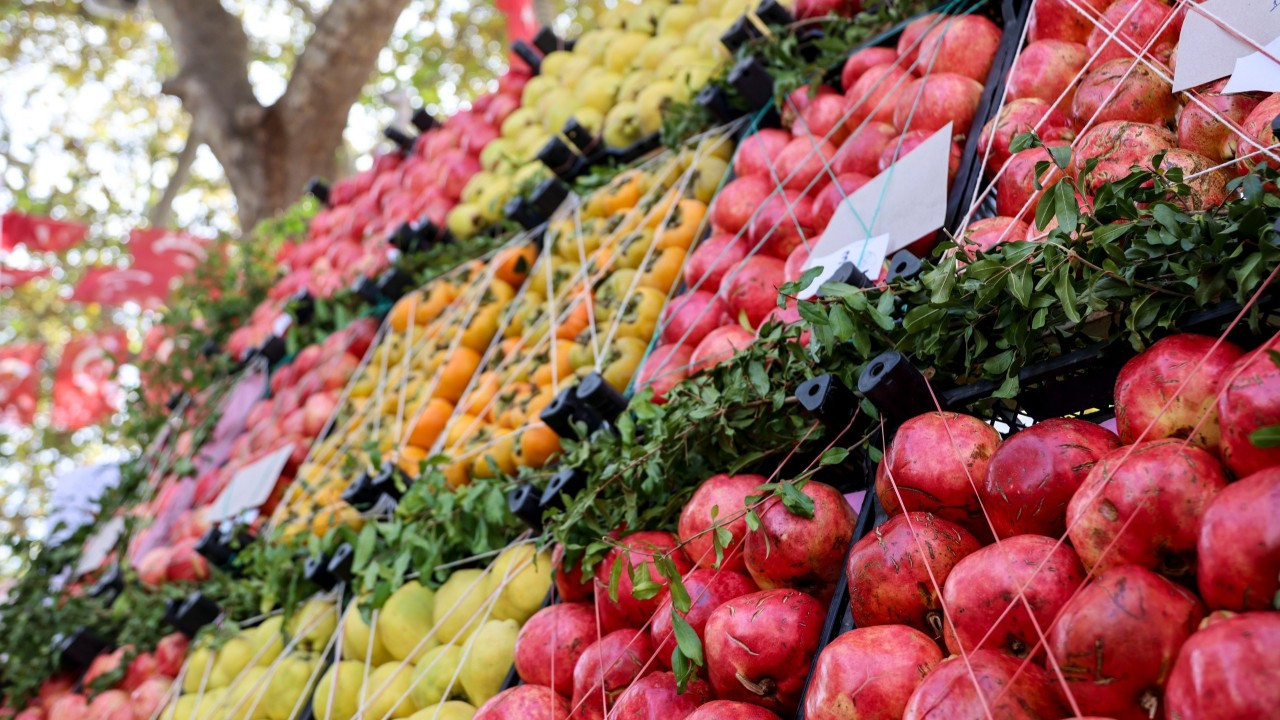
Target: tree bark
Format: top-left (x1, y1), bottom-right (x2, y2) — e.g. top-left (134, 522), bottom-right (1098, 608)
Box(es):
top-left (148, 127), bottom-right (200, 228)
top-left (147, 0), bottom-right (413, 230)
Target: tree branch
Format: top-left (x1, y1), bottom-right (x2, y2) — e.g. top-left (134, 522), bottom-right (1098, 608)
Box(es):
top-left (148, 128), bottom-right (200, 228)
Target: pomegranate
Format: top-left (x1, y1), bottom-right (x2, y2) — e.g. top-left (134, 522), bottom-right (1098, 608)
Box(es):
top-left (726, 256), bottom-right (787, 329)
top-left (1051, 565), bottom-right (1205, 720)
top-left (942, 534), bottom-right (1087, 659)
top-left (902, 649), bottom-right (1069, 720)
top-left (1197, 467), bottom-right (1280, 611)
top-left (690, 325), bottom-right (755, 374)
top-left (650, 568), bottom-right (757, 670)
top-left (1166, 612), bottom-right (1280, 719)
top-left (795, 94), bottom-right (853, 146)
top-left (1067, 440), bottom-right (1229, 577)
top-left (878, 131), bottom-right (962, 184)
top-left (609, 672), bottom-right (711, 720)
top-left (553, 543), bottom-right (593, 602)
top-left (896, 14), bottom-right (940, 67)
top-left (735, 130), bottom-right (792, 178)
top-left (956, 216), bottom-right (1030, 260)
top-left (1072, 58), bottom-right (1178, 127)
top-left (1072, 121), bottom-right (1177, 194)
top-left (1178, 79), bottom-right (1261, 163)
top-left (571, 629), bottom-right (656, 720)
top-left (129, 678), bottom-right (170, 720)
top-left (1160, 148), bottom-right (1232, 211)
top-left (774, 137), bottom-right (838, 191)
top-left (593, 531), bottom-right (693, 629)
top-left (893, 73), bottom-right (983, 137)
top-left (635, 344), bottom-right (693, 404)
top-left (84, 692), bottom-right (130, 720)
top-left (1028, 0), bottom-right (1111, 43)
top-left (84, 647), bottom-right (126, 687)
top-left (678, 473), bottom-right (765, 571)
top-left (710, 176), bottom-right (772, 235)
top-left (1217, 336), bottom-right (1280, 476)
top-left (1114, 333), bottom-right (1245, 449)
top-left (661, 291), bottom-right (730, 348)
top-left (743, 481), bottom-right (858, 601)
top-left (914, 14), bottom-right (1002, 82)
top-left (704, 589), bottom-right (825, 714)
top-left (1008, 39), bottom-right (1089, 107)
top-left (45, 696), bottom-right (86, 720)
top-left (810, 173), bottom-right (871, 229)
top-left (165, 539), bottom-right (210, 582)
top-left (833, 122), bottom-right (898, 177)
top-left (475, 684), bottom-right (571, 720)
top-left (1086, 0), bottom-right (1181, 65)
top-left (684, 234), bottom-right (749, 293)
top-left (841, 47), bottom-right (899, 91)
top-left (978, 98), bottom-right (1076, 172)
top-left (844, 63), bottom-right (913, 127)
top-left (875, 411), bottom-right (1001, 538)
top-left (1238, 92), bottom-right (1280, 175)
top-left (747, 192), bottom-right (813, 259)
top-left (803, 625), bottom-right (943, 720)
top-left (136, 547), bottom-right (170, 587)
top-left (782, 84), bottom-right (838, 131)
top-left (514, 602), bottom-right (597, 694)
top-left (997, 145), bottom-right (1067, 221)
top-left (37, 677), bottom-right (74, 713)
top-left (686, 701), bottom-right (782, 720)
top-left (980, 418), bottom-right (1122, 538)
top-left (120, 651), bottom-right (158, 691)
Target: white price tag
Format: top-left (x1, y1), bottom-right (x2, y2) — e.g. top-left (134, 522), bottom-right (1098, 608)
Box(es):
top-left (1173, 0), bottom-right (1280, 92)
top-left (1223, 36), bottom-right (1280, 93)
top-left (796, 234), bottom-right (890, 300)
top-left (208, 444), bottom-right (294, 522)
top-left (76, 517), bottom-right (125, 576)
top-left (271, 313), bottom-right (293, 337)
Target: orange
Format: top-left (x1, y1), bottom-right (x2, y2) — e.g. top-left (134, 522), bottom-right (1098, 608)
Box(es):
top-left (436, 346), bottom-right (482, 402)
top-left (388, 292), bottom-right (422, 333)
top-left (555, 298), bottom-right (593, 340)
top-left (471, 430), bottom-right (518, 479)
top-left (494, 243), bottom-right (538, 288)
top-left (460, 371), bottom-right (500, 421)
top-left (531, 343), bottom-right (574, 388)
top-left (443, 458), bottom-right (472, 489)
top-left (417, 282), bottom-right (458, 324)
top-left (517, 425), bottom-right (561, 469)
top-left (461, 304), bottom-right (502, 353)
top-left (396, 444), bottom-right (428, 478)
top-left (494, 382), bottom-right (535, 429)
top-left (525, 386), bottom-right (557, 420)
top-left (406, 398), bottom-right (453, 449)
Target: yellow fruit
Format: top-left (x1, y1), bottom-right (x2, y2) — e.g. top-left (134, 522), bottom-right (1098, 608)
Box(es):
top-left (719, 0), bottom-right (750, 17)
top-left (406, 701), bottom-right (476, 720)
top-left (554, 55), bottom-right (593, 88)
top-left (183, 646), bottom-right (214, 693)
top-left (379, 581), bottom-right (439, 662)
top-left (360, 663), bottom-right (416, 720)
top-left (287, 599), bottom-right (337, 653)
top-left (209, 635), bottom-right (255, 690)
top-left (538, 50), bottom-right (573, 81)
top-left (657, 4), bottom-right (698, 35)
top-left (457, 619), bottom-right (520, 706)
top-left (569, 107), bottom-right (605, 136)
top-left (251, 617), bottom-right (285, 667)
top-left (636, 81), bottom-right (680, 135)
top-left (624, 3), bottom-right (662, 33)
top-left (655, 47), bottom-right (704, 81)
top-left (604, 32), bottom-right (651, 74)
top-left (603, 101), bottom-right (646, 149)
top-left (479, 138), bottom-right (513, 172)
top-left (446, 204), bottom-right (484, 241)
top-left (519, 76), bottom-right (557, 111)
top-left (409, 644), bottom-right (465, 708)
top-left (537, 88), bottom-right (578, 134)
top-left (487, 545), bottom-right (553, 624)
top-left (225, 666), bottom-right (270, 717)
top-left (341, 603), bottom-right (393, 665)
top-left (261, 653), bottom-right (319, 720)
top-left (460, 172), bottom-right (491, 204)
top-left (674, 64), bottom-right (715, 99)
top-left (634, 35), bottom-right (681, 71)
top-left (312, 661), bottom-right (363, 720)
top-left (432, 569), bottom-right (491, 644)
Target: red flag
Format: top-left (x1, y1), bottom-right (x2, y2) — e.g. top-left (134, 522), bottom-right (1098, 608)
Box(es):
top-left (0, 266), bottom-right (52, 289)
top-left (52, 331), bottom-right (129, 431)
top-left (496, 0), bottom-right (536, 47)
top-left (129, 228), bottom-right (209, 274)
top-left (71, 266), bottom-right (176, 307)
top-left (0, 343), bottom-right (43, 425)
top-left (1, 212), bottom-right (88, 252)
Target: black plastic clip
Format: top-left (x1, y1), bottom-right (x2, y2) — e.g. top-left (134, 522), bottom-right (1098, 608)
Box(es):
top-left (55, 629), bottom-right (112, 672)
top-left (290, 290), bottom-right (315, 325)
top-left (88, 563), bottom-right (124, 605)
top-left (411, 109), bottom-right (438, 133)
top-left (539, 385), bottom-right (597, 439)
top-left (1271, 112), bottom-right (1280, 138)
top-left (376, 267), bottom-right (413, 302)
top-left (754, 0), bottom-right (793, 26)
top-left (575, 372), bottom-right (627, 426)
top-left (533, 27), bottom-right (566, 54)
top-left (328, 543), bottom-right (355, 584)
top-left (165, 390), bottom-right (189, 412)
top-left (341, 469), bottom-right (379, 511)
top-left (796, 374), bottom-right (858, 429)
top-left (305, 177), bottom-right (330, 206)
top-left (887, 250), bottom-right (923, 281)
top-left (540, 467), bottom-right (587, 511)
top-left (164, 592), bottom-right (221, 638)
top-left (820, 261), bottom-right (873, 293)
top-left (858, 351), bottom-right (937, 428)
top-left (195, 526), bottom-right (236, 569)
top-left (384, 126), bottom-right (416, 154)
top-left (696, 84), bottom-right (743, 124)
top-left (608, 133), bottom-right (662, 165)
top-left (200, 339), bottom-right (222, 360)
top-left (303, 553), bottom-right (338, 591)
top-left (256, 334), bottom-right (287, 366)
top-left (509, 178), bottom-right (570, 230)
top-left (720, 16), bottom-right (762, 53)
top-left (512, 40), bottom-right (543, 75)
top-left (508, 483), bottom-right (544, 531)
top-left (728, 56), bottom-right (775, 114)
top-left (564, 119), bottom-right (599, 155)
top-left (352, 276), bottom-right (383, 305)
top-left (538, 135), bottom-right (584, 182)
top-left (370, 462), bottom-right (408, 502)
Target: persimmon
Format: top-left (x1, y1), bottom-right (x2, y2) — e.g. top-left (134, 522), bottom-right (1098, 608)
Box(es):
top-left (654, 199), bottom-right (707, 251)
top-left (436, 346), bottom-right (481, 402)
top-left (460, 371), bottom-right (500, 420)
top-left (517, 425), bottom-right (562, 469)
top-left (494, 243), bottom-right (538, 287)
top-left (461, 304), bottom-right (502, 353)
top-left (531, 343), bottom-right (575, 388)
top-left (407, 397), bottom-right (454, 449)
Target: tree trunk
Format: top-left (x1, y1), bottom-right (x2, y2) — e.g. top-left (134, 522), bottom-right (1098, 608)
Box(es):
top-left (147, 0), bottom-right (413, 231)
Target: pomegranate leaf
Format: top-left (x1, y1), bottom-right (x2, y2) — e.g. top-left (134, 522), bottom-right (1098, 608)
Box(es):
top-left (608, 551), bottom-right (625, 603)
top-left (1249, 425), bottom-right (1280, 449)
top-left (670, 610), bottom-right (704, 666)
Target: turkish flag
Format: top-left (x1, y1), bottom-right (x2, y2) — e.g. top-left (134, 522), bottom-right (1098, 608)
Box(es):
top-left (129, 228), bottom-right (209, 274)
top-left (52, 331), bottom-right (129, 431)
top-left (71, 266), bottom-right (176, 307)
top-left (0, 343), bottom-right (44, 425)
top-left (0, 266), bottom-right (52, 289)
top-left (1, 212), bottom-right (88, 253)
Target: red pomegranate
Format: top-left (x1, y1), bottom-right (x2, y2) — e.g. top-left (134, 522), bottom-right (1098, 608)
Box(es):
top-left (810, 173), bottom-right (871, 229)
top-left (1086, 0), bottom-right (1181, 65)
top-left (1067, 440), bottom-right (1229, 577)
top-left (609, 671), bottom-right (711, 720)
top-left (956, 216), bottom-right (1030, 260)
top-left (914, 14), bottom-right (1002, 82)
top-left (1160, 148), bottom-right (1232, 211)
top-left (841, 47), bottom-right (899, 90)
top-left (553, 543), bottom-right (593, 603)
top-left (514, 602), bottom-right (597, 694)
top-left (571, 629), bottom-right (656, 720)
top-left (686, 701), bottom-right (782, 720)
top-left (128, 677), bottom-right (170, 720)
top-left (677, 473), bottom-right (765, 571)
top-left (1178, 79), bottom-right (1262, 163)
top-left (832, 122), bottom-right (898, 177)
top-left (1007, 39), bottom-right (1089, 107)
top-left (1216, 335), bottom-right (1280, 477)
top-left (1114, 333), bottom-right (1245, 450)
top-left (902, 649), bottom-right (1069, 719)
top-left (735, 130), bottom-right (792, 178)
top-left (661, 291), bottom-right (729, 349)
top-left (726, 256), bottom-right (787, 329)
top-left (474, 684), bottom-right (571, 720)
top-left (84, 692), bottom-right (130, 720)
top-left (803, 625), bottom-right (943, 720)
top-left (1028, 0), bottom-right (1111, 43)
top-left (704, 589), bottom-right (825, 714)
top-left (978, 97), bottom-right (1076, 172)
top-left (650, 568), bottom-right (757, 671)
top-left (875, 411), bottom-right (1002, 538)
top-left (747, 193), bottom-right (814, 260)
top-left (635, 344), bottom-right (693, 405)
top-left (1238, 93), bottom-right (1280, 176)
top-left (1072, 59), bottom-right (1178, 127)
top-left (774, 137), bottom-right (838, 191)
top-left (711, 176), bottom-right (772, 235)
top-left (782, 84), bottom-right (838, 131)
top-left (1197, 467), bottom-right (1280, 611)
top-left (1050, 565), bottom-right (1205, 720)
top-left (690, 325), bottom-right (755, 374)
top-left (743, 481), bottom-right (858, 601)
top-left (893, 73), bottom-right (983, 137)
top-left (942, 534), bottom-right (1087, 659)
top-left (1072, 121), bottom-right (1177, 194)
top-left (844, 63), bottom-right (913, 127)
top-left (997, 144), bottom-right (1067, 221)
top-left (1166, 612), bottom-right (1280, 720)
top-left (593, 531), bottom-right (693, 628)
top-left (795, 94), bottom-right (853, 146)
top-left (980, 418), bottom-right (1122, 538)
top-left (684, 234), bottom-right (749, 293)
top-left (896, 14), bottom-right (939, 67)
